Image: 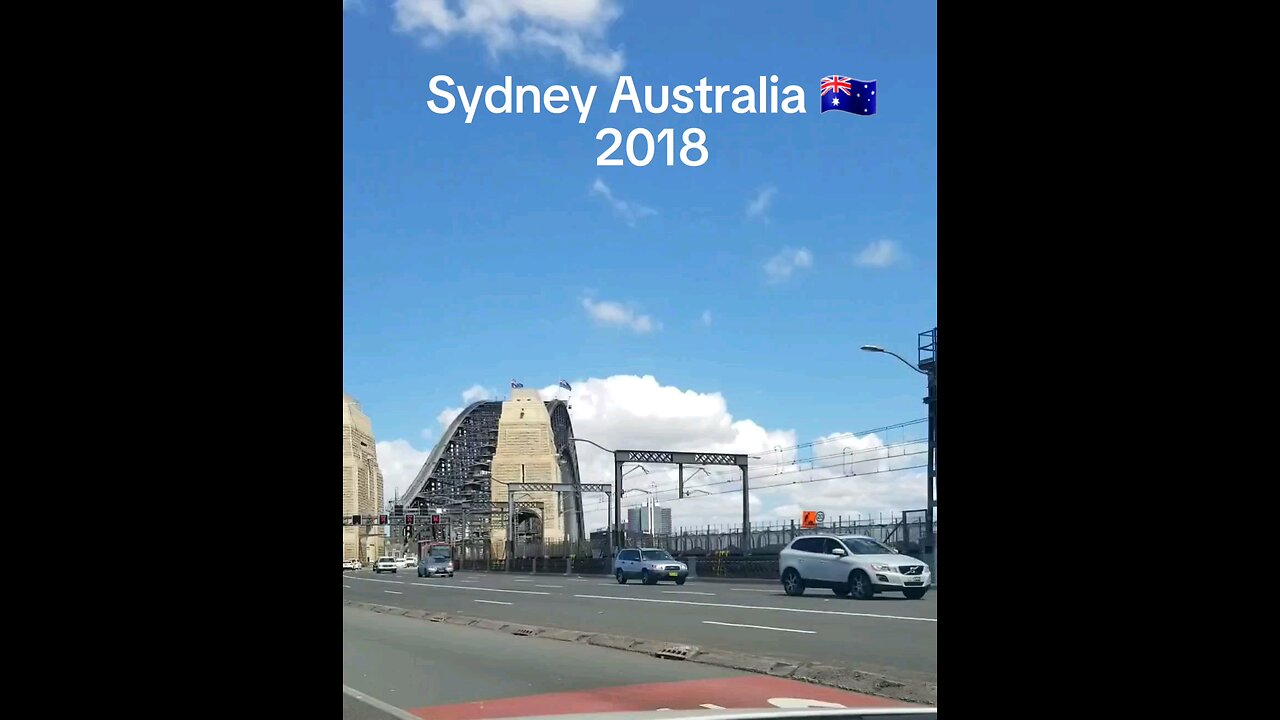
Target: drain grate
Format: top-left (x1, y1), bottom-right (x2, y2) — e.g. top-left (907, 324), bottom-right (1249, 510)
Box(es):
top-left (429, 615), bottom-right (447, 623)
top-left (511, 626), bottom-right (537, 637)
top-left (655, 644), bottom-right (697, 660)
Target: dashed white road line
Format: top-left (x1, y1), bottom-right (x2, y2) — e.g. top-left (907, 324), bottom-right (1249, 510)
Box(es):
top-left (357, 577), bottom-right (404, 585)
top-left (383, 590), bottom-right (403, 595)
top-left (474, 599), bottom-right (513, 606)
top-left (513, 579), bottom-right (533, 582)
top-left (408, 582), bottom-right (552, 596)
top-left (663, 590), bottom-right (715, 596)
top-left (347, 576), bottom-right (551, 596)
top-left (703, 620), bottom-right (814, 634)
top-left (535, 584), bottom-right (563, 588)
top-left (572, 594), bottom-right (937, 622)
top-left (730, 587), bottom-right (777, 593)
top-left (343, 584), bottom-right (352, 588)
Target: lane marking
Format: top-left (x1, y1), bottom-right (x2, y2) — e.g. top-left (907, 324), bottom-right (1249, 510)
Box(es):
top-left (347, 576), bottom-right (551, 595)
top-left (342, 685), bottom-right (423, 720)
top-left (703, 620), bottom-right (814, 634)
top-left (571, 594), bottom-right (938, 622)
top-left (663, 590), bottom-right (715, 596)
top-left (701, 704), bottom-right (727, 710)
top-left (408, 582), bottom-right (551, 596)
top-left (474, 599), bottom-right (513, 606)
top-left (535, 584), bottom-right (563, 588)
top-left (384, 590), bottom-right (403, 595)
top-left (731, 588), bottom-right (777, 593)
top-left (355, 577), bottom-right (404, 585)
top-left (343, 584), bottom-right (351, 588)
top-left (513, 579), bottom-right (533, 582)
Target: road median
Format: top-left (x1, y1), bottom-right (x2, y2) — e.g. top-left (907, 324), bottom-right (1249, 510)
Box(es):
top-left (343, 598), bottom-right (937, 706)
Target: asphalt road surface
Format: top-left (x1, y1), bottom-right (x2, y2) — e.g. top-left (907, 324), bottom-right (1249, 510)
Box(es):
top-left (341, 569), bottom-right (936, 684)
top-left (342, 605), bottom-right (915, 719)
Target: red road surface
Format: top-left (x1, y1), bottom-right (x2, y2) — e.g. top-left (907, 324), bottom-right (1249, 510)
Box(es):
top-left (408, 676), bottom-right (909, 719)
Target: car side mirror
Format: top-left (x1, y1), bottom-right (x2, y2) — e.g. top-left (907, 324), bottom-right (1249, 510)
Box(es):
top-left (831, 547), bottom-right (847, 556)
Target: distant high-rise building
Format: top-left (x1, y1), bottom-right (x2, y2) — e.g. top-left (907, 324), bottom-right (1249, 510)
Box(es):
top-left (627, 505), bottom-right (672, 535)
top-left (343, 392), bottom-right (385, 562)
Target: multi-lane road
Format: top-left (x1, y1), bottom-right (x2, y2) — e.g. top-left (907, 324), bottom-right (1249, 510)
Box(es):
top-left (343, 604), bottom-right (930, 719)
top-left (341, 569), bottom-right (937, 686)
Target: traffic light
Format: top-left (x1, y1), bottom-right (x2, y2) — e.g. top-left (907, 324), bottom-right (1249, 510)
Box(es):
top-left (403, 525), bottom-right (412, 538)
top-left (431, 514), bottom-right (440, 525)
top-left (351, 515), bottom-right (361, 525)
top-left (405, 514), bottom-right (414, 525)
top-left (379, 514), bottom-right (388, 525)
top-left (394, 504), bottom-right (404, 516)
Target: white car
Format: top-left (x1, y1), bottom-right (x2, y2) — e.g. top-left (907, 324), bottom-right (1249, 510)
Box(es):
top-left (342, 559), bottom-right (362, 571)
top-left (778, 534), bottom-right (931, 600)
top-left (400, 556), bottom-right (417, 569)
top-left (374, 556), bottom-right (399, 574)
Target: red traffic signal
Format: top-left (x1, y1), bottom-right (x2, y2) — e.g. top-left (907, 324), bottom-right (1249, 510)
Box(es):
top-left (379, 514), bottom-right (388, 525)
top-left (431, 514), bottom-right (440, 525)
top-left (405, 514), bottom-right (414, 525)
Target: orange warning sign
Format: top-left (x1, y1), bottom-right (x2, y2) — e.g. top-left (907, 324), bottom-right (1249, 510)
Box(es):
top-left (801, 511), bottom-right (817, 528)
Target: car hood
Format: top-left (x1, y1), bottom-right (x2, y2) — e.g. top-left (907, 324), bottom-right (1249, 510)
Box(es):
top-left (857, 554), bottom-right (926, 567)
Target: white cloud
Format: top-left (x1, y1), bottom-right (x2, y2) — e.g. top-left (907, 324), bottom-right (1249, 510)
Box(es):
top-left (700, 309), bottom-right (712, 327)
top-left (589, 178), bottom-right (656, 226)
top-left (435, 384), bottom-right (499, 433)
top-left (392, 0), bottom-right (625, 76)
top-left (343, 0), bottom-right (364, 11)
top-left (582, 297), bottom-right (659, 333)
top-left (763, 246), bottom-right (813, 283)
top-left (375, 439), bottom-right (433, 502)
top-left (855, 239), bottom-right (901, 268)
top-left (745, 186), bottom-right (777, 221)
top-left (377, 376), bottom-right (929, 536)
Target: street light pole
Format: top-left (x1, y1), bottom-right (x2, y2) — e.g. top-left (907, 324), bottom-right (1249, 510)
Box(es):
top-left (862, 328), bottom-right (937, 580)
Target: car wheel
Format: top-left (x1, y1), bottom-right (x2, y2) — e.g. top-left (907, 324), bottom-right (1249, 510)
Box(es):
top-left (616, 569), bottom-right (627, 584)
top-left (903, 587), bottom-right (928, 600)
top-left (641, 569), bottom-right (655, 585)
top-left (781, 568), bottom-right (805, 596)
top-left (832, 583), bottom-right (850, 597)
top-left (675, 577), bottom-right (686, 586)
top-left (848, 570), bottom-right (873, 600)
top-left (448, 573), bottom-right (454, 577)
top-left (392, 569), bottom-right (397, 574)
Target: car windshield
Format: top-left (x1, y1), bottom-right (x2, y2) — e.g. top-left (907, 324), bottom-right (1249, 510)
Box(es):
top-left (378, 557), bottom-right (393, 563)
top-left (641, 550), bottom-right (673, 561)
top-left (429, 548), bottom-right (451, 559)
top-left (839, 537), bottom-right (895, 555)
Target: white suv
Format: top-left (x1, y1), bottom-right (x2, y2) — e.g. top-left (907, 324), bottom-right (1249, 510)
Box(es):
top-left (374, 556), bottom-right (399, 574)
top-left (778, 534), bottom-right (931, 600)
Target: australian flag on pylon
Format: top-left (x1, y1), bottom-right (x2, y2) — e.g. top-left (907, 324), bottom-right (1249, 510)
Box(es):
top-left (559, 379), bottom-right (573, 391)
top-left (511, 379), bottom-right (524, 389)
top-left (820, 75), bottom-right (876, 116)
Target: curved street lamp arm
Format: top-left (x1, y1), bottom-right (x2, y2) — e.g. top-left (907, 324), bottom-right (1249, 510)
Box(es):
top-left (569, 437), bottom-right (615, 454)
top-left (882, 349), bottom-right (928, 375)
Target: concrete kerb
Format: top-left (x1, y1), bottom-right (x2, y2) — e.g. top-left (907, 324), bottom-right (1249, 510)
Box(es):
top-left (341, 599), bottom-right (936, 706)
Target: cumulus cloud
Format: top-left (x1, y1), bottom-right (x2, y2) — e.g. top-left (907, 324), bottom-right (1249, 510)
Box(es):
top-left (763, 247), bottom-right (813, 283)
top-left (745, 186), bottom-right (777, 221)
top-left (590, 178), bottom-right (656, 226)
top-left (855, 239), bottom-right (901, 268)
top-left (435, 384), bottom-right (499, 433)
top-left (392, 0), bottom-right (625, 76)
top-left (582, 297), bottom-right (659, 333)
top-left (376, 375), bottom-right (929, 535)
top-left (375, 438), bottom-right (433, 502)
top-left (700, 309), bottom-right (712, 327)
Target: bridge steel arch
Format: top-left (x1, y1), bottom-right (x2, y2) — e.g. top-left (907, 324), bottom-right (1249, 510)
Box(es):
top-left (400, 398), bottom-right (586, 546)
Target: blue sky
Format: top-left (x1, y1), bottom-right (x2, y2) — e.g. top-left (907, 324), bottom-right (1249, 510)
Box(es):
top-left (343, 1), bottom-right (936, 525)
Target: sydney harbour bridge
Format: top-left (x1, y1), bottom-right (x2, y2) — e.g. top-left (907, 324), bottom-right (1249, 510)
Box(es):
top-left (399, 389), bottom-right (587, 561)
